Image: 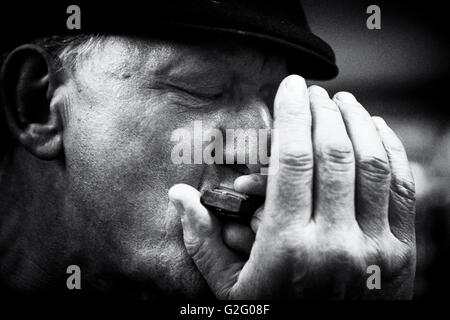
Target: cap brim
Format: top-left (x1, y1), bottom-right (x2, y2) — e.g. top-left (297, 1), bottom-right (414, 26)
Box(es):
top-left (147, 22), bottom-right (339, 80)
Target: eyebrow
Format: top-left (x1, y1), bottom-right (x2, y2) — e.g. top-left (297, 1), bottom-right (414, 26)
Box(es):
top-left (135, 39), bottom-right (287, 90)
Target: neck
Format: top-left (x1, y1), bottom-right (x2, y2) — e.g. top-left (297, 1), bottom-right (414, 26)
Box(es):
top-left (0, 146), bottom-right (72, 292)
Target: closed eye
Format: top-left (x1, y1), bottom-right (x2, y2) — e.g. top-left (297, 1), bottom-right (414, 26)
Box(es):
top-left (165, 83), bottom-right (224, 100)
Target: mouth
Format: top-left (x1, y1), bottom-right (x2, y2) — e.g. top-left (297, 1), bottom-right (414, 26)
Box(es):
top-left (197, 164), bottom-right (248, 194)
top-left (200, 186), bottom-right (264, 222)
top-left (196, 164), bottom-right (264, 222)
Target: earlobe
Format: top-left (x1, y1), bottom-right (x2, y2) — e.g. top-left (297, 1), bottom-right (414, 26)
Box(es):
top-left (0, 44), bottom-right (64, 160)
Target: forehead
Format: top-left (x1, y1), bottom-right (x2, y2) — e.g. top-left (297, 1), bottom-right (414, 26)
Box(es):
top-left (80, 35), bottom-right (288, 81)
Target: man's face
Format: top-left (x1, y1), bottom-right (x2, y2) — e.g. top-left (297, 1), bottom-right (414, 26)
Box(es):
top-left (60, 36), bottom-right (288, 297)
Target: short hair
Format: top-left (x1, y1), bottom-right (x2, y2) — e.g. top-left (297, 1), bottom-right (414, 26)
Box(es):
top-left (0, 34), bottom-right (103, 158)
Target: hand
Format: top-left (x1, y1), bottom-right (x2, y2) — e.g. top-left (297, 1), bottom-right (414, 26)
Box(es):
top-left (169, 75), bottom-right (416, 299)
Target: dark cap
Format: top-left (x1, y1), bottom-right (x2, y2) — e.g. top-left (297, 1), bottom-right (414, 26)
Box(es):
top-left (1, 0), bottom-right (338, 79)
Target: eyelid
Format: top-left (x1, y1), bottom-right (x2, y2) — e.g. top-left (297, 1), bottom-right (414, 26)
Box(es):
top-left (165, 82), bottom-right (224, 99)
top-left (161, 85), bottom-right (219, 110)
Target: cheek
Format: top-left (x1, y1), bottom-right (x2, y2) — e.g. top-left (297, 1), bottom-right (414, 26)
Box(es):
top-left (62, 95), bottom-right (206, 234)
top-left (61, 93), bottom-right (214, 284)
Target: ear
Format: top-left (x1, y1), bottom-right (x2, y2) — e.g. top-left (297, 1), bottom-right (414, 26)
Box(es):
top-left (0, 44), bottom-right (65, 160)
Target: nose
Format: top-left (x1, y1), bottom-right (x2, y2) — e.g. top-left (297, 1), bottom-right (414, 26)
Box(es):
top-left (219, 97), bottom-right (272, 173)
top-left (232, 96), bottom-right (272, 130)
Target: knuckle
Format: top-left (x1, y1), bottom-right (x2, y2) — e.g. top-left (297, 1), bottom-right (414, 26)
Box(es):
top-left (187, 243), bottom-right (212, 272)
top-left (317, 228), bottom-right (365, 265)
top-left (268, 225), bottom-right (305, 258)
top-left (279, 144), bottom-right (313, 169)
top-left (316, 143), bottom-right (354, 166)
top-left (357, 155), bottom-right (391, 179)
top-left (323, 244), bottom-right (365, 273)
top-left (183, 234), bottom-right (204, 259)
top-left (391, 176), bottom-right (416, 208)
top-left (392, 176), bottom-right (416, 199)
top-left (372, 240), bottom-right (415, 274)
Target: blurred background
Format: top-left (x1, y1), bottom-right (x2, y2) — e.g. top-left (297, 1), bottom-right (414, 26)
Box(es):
top-left (303, 0), bottom-right (450, 299)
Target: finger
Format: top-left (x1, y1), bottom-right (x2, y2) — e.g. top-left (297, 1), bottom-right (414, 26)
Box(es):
top-left (168, 184), bottom-right (244, 298)
top-left (226, 75), bottom-right (313, 298)
top-left (372, 117), bottom-right (416, 244)
top-left (334, 92), bottom-right (390, 235)
top-left (309, 86), bottom-right (355, 225)
top-left (234, 174), bottom-right (267, 195)
top-left (222, 222), bottom-right (255, 256)
top-left (250, 205), bottom-right (264, 233)
top-left (266, 75), bottom-right (313, 226)
top-left (234, 175), bottom-right (266, 233)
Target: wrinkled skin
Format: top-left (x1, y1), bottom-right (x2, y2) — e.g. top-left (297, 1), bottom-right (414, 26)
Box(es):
top-left (0, 36), bottom-right (415, 298)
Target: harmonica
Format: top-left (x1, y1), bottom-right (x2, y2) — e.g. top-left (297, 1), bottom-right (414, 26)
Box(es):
top-left (200, 186), bottom-right (264, 222)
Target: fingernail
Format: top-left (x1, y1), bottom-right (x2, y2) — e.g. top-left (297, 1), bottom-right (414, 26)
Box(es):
top-left (284, 75), bottom-right (306, 93)
top-left (309, 85), bottom-right (329, 98)
top-left (233, 175), bottom-right (247, 190)
top-left (233, 174), bottom-right (256, 191)
top-left (335, 91), bottom-right (357, 103)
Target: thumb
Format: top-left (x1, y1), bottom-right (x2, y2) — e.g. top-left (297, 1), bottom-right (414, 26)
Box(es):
top-left (168, 184), bottom-right (244, 298)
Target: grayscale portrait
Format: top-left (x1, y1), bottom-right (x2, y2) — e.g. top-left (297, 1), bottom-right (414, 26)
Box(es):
top-left (0, 0), bottom-right (448, 302)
